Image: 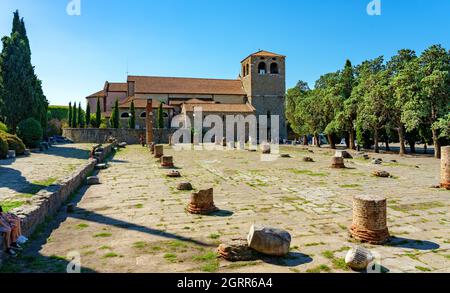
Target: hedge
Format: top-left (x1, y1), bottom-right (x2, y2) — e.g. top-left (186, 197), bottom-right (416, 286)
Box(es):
top-left (0, 131), bottom-right (26, 155)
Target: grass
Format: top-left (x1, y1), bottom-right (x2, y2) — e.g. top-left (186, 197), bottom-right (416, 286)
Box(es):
top-left (164, 253), bottom-right (178, 263)
top-left (99, 246), bottom-right (112, 250)
top-left (0, 200), bottom-right (27, 212)
top-left (208, 233), bottom-right (221, 240)
top-left (93, 232), bottom-right (112, 238)
top-left (321, 251), bottom-right (335, 259)
top-left (391, 201), bottom-right (445, 212)
top-left (415, 266), bottom-right (431, 272)
top-left (193, 251), bottom-right (219, 273)
top-left (305, 242), bottom-right (326, 247)
top-left (306, 264), bottom-right (331, 273)
top-left (135, 204), bottom-right (144, 209)
top-left (32, 177), bottom-right (57, 187)
top-left (289, 169), bottom-right (329, 177)
top-left (103, 252), bottom-right (119, 258)
top-left (339, 184), bottom-right (361, 188)
top-left (76, 223), bottom-right (89, 229)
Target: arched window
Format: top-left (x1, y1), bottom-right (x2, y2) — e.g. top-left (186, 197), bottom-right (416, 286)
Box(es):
top-left (258, 62), bottom-right (266, 75)
top-left (270, 63), bottom-right (279, 74)
top-left (121, 112), bottom-right (130, 119)
top-left (242, 65), bottom-right (245, 77)
top-left (140, 112), bottom-right (147, 118)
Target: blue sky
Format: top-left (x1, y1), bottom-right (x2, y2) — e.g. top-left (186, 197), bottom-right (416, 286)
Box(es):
top-left (0, 0), bottom-right (449, 106)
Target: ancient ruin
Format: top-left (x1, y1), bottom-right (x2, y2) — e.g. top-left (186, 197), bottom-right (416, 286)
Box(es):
top-left (331, 156), bottom-right (346, 169)
top-left (247, 225), bottom-right (291, 257)
top-left (186, 188), bottom-right (218, 215)
top-left (154, 144), bottom-right (164, 158)
top-left (349, 195), bottom-right (390, 245)
top-left (161, 155), bottom-right (174, 168)
top-left (218, 238), bottom-right (257, 262)
top-left (345, 246), bottom-right (374, 271)
top-left (176, 182), bottom-right (193, 191)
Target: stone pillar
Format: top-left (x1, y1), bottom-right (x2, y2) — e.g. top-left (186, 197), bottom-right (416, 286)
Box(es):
top-left (146, 99), bottom-right (153, 147)
top-left (154, 144), bottom-right (164, 158)
top-left (441, 146), bottom-right (450, 190)
top-left (349, 195), bottom-right (390, 245)
top-left (331, 156), bottom-right (345, 168)
top-left (187, 188), bottom-right (218, 215)
top-left (161, 155), bottom-right (174, 168)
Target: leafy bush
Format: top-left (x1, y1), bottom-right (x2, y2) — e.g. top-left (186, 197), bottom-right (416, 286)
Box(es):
top-left (0, 122), bottom-right (8, 133)
top-left (0, 135), bottom-right (8, 159)
top-left (0, 131), bottom-right (26, 155)
top-left (16, 118), bottom-right (43, 148)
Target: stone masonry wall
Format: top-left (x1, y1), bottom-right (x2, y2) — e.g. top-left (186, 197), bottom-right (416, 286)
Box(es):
top-left (63, 128), bottom-right (175, 145)
top-left (0, 143), bottom-right (116, 267)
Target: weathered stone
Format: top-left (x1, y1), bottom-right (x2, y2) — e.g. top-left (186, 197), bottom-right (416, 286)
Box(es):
top-left (154, 144), bottom-right (164, 158)
top-left (177, 182), bottom-right (193, 191)
top-left (87, 176), bottom-right (100, 185)
top-left (349, 195), bottom-right (390, 245)
top-left (372, 158), bottom-right (383, 165)
top-left (262, 143), bottom-right (271, 154)
top-left (336, 150), bottom-right (353, 159)
top-left (118, 142), bottom-right (127, 148)
top-left (280, 154), bottom-right (291, 158)
top-left (331, 156), bottom-right (346, 168)
top-left (372, 170), bottom-right (390, 178)
top-left (308, 149), bottom-right (314, 154)
top-left (187, 188), bottom-right (218, 215)
top-left (441, 146), bottom-right (450, 190)
top-left (24, 149), bottom-right (31, 156)
top-left (247, 225), bottom-right (291, 256)
top-left (7, 150), bottom-right (16, 159)
top-left (302, 156), bottom-right (314, 162)
top-left (218, 238), bottom-right (258, 262)
top-left (345, 246), bottom-right (374, 271)
top-left (161, 155), bottom-right (174, 168)
top-left (95, 163), bottom-right (108, 170)
top-left (167, 170), bottom-right (181, 178)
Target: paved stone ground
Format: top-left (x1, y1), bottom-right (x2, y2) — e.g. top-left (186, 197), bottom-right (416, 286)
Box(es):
top-left (0, 144), bottom-right (92, 211)
top-left (1, 145), bottom-right (449, 273)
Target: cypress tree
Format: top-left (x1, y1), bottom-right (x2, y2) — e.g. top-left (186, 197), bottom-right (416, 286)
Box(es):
top-left (68, 102), bottom-right (72, 127)
top-left (157, 102), bottom-right (164, 129)
top-left (86, 103), bottom-right (91, 128)
top-left (0, 10), bottom-right (47, 131)
top-left (78, 102), bottom-right (83, 128)
top-left (129, 100), bottom-right (136, 129)
top-left (72, 102), bottom-right (77, 128)
top-left (110, 99), bottom-right (119, 129)
top-left (96, 98), bottom-right (101, 128)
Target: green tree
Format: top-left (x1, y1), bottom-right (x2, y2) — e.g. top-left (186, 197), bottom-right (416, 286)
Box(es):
top-left (285, 81), bottom-right (311, 145)
top-left (68, 102), bottom-right (72, 128)
top-left (72, 102), bottom-right (77, 128)
top-left (95, 98), bottom-right (101, 128)
top-left (110, 99), bottom-right (119, 129)
top-left (0, 11), bottom-right (47, 131)
top-left (78, 102), bottom-right (83, 128)
top-left (86, 102), bottom-right (91, 128)
top-left (157, 102), bottom-right (164, 129)
top-left (129, 100), bottom-right (136, 129)
top-left (355, 57), bottom-right (389, 153)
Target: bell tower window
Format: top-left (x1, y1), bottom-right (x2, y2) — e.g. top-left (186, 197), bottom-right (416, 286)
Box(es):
top-left (258, 62), bottom-right (267, 75)
top-left (270, 63), bottom-right (279, 74)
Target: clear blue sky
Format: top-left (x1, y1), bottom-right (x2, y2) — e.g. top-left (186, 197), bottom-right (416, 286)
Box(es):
top-left (1, 0), bottom-right (449, 106)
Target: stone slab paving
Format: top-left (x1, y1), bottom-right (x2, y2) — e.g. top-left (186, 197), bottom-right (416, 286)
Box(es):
top-left (0, 144), bottom-right (92, 209)
top-left (1, 145), bottom-right (449, 273)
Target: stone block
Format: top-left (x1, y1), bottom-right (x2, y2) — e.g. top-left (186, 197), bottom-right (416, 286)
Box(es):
top-left (87, 176), bottom-right (100, 185)
top-left (7, 150), bottom-right (16, 159)
top-left (345, 246), bottom-right (374, 271)
top-left (187, 188), bottom-right (218, 215)
top-left (247, 225), bottom-right (291, 256)
top-left (177, 182), bottom-right (193, 191)
top-left (154, 144), bottom-right (164, 158)
top-left (161, 155), bottom-right (174, 168)
top-left (331, 156), bottom-right (345, 168)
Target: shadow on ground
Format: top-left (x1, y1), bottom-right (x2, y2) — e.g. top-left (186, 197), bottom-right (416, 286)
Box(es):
top-left (386, 236), bottom-right (440, 250)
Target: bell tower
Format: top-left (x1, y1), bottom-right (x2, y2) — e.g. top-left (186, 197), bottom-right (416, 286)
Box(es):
top-left (240, 50), bottom-right (287, 141)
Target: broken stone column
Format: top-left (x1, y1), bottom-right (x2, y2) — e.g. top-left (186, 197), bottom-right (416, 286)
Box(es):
top-left (161, 155), bottom-right (174, 168)
top-left (349, 195), bottom-right (390, 245)
top-left (261, 143), bottom-right (271, 154)
top-left (247, 225), bottom-right (291, 256)
top-left (146, 99), bottom-right (153, 146)
top-left (345, 246), bottom-right (374, 271)
top-left (218, 238), bottom-right (257, 262)
top-left (331, 156), bottom-right (346, 168)
top-left (221, 137), bottom-right (227, 147)
top-left (167, 170), bottom-right (181, 178)
top-left (154, 144), bottom-right (164, 158)
top-left (187, 188), bottom-right (218, 215)
top-left (177, 182), bottom-right (193, 191)
top-left (441, 146), bottom-right (450, 190)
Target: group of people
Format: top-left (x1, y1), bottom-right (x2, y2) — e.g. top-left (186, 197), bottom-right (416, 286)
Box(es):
top-left (0, 206), bottom-right (26, 257)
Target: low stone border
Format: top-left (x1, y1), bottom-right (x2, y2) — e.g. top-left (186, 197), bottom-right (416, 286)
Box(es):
top-left (0, 143), bottom-right (116, 267)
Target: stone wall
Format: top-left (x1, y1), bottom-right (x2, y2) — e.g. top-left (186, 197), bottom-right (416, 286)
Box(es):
top-left (63, 128), bottom-right (175, 144)
top-left (0, 143), bottom-right (116, 267)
